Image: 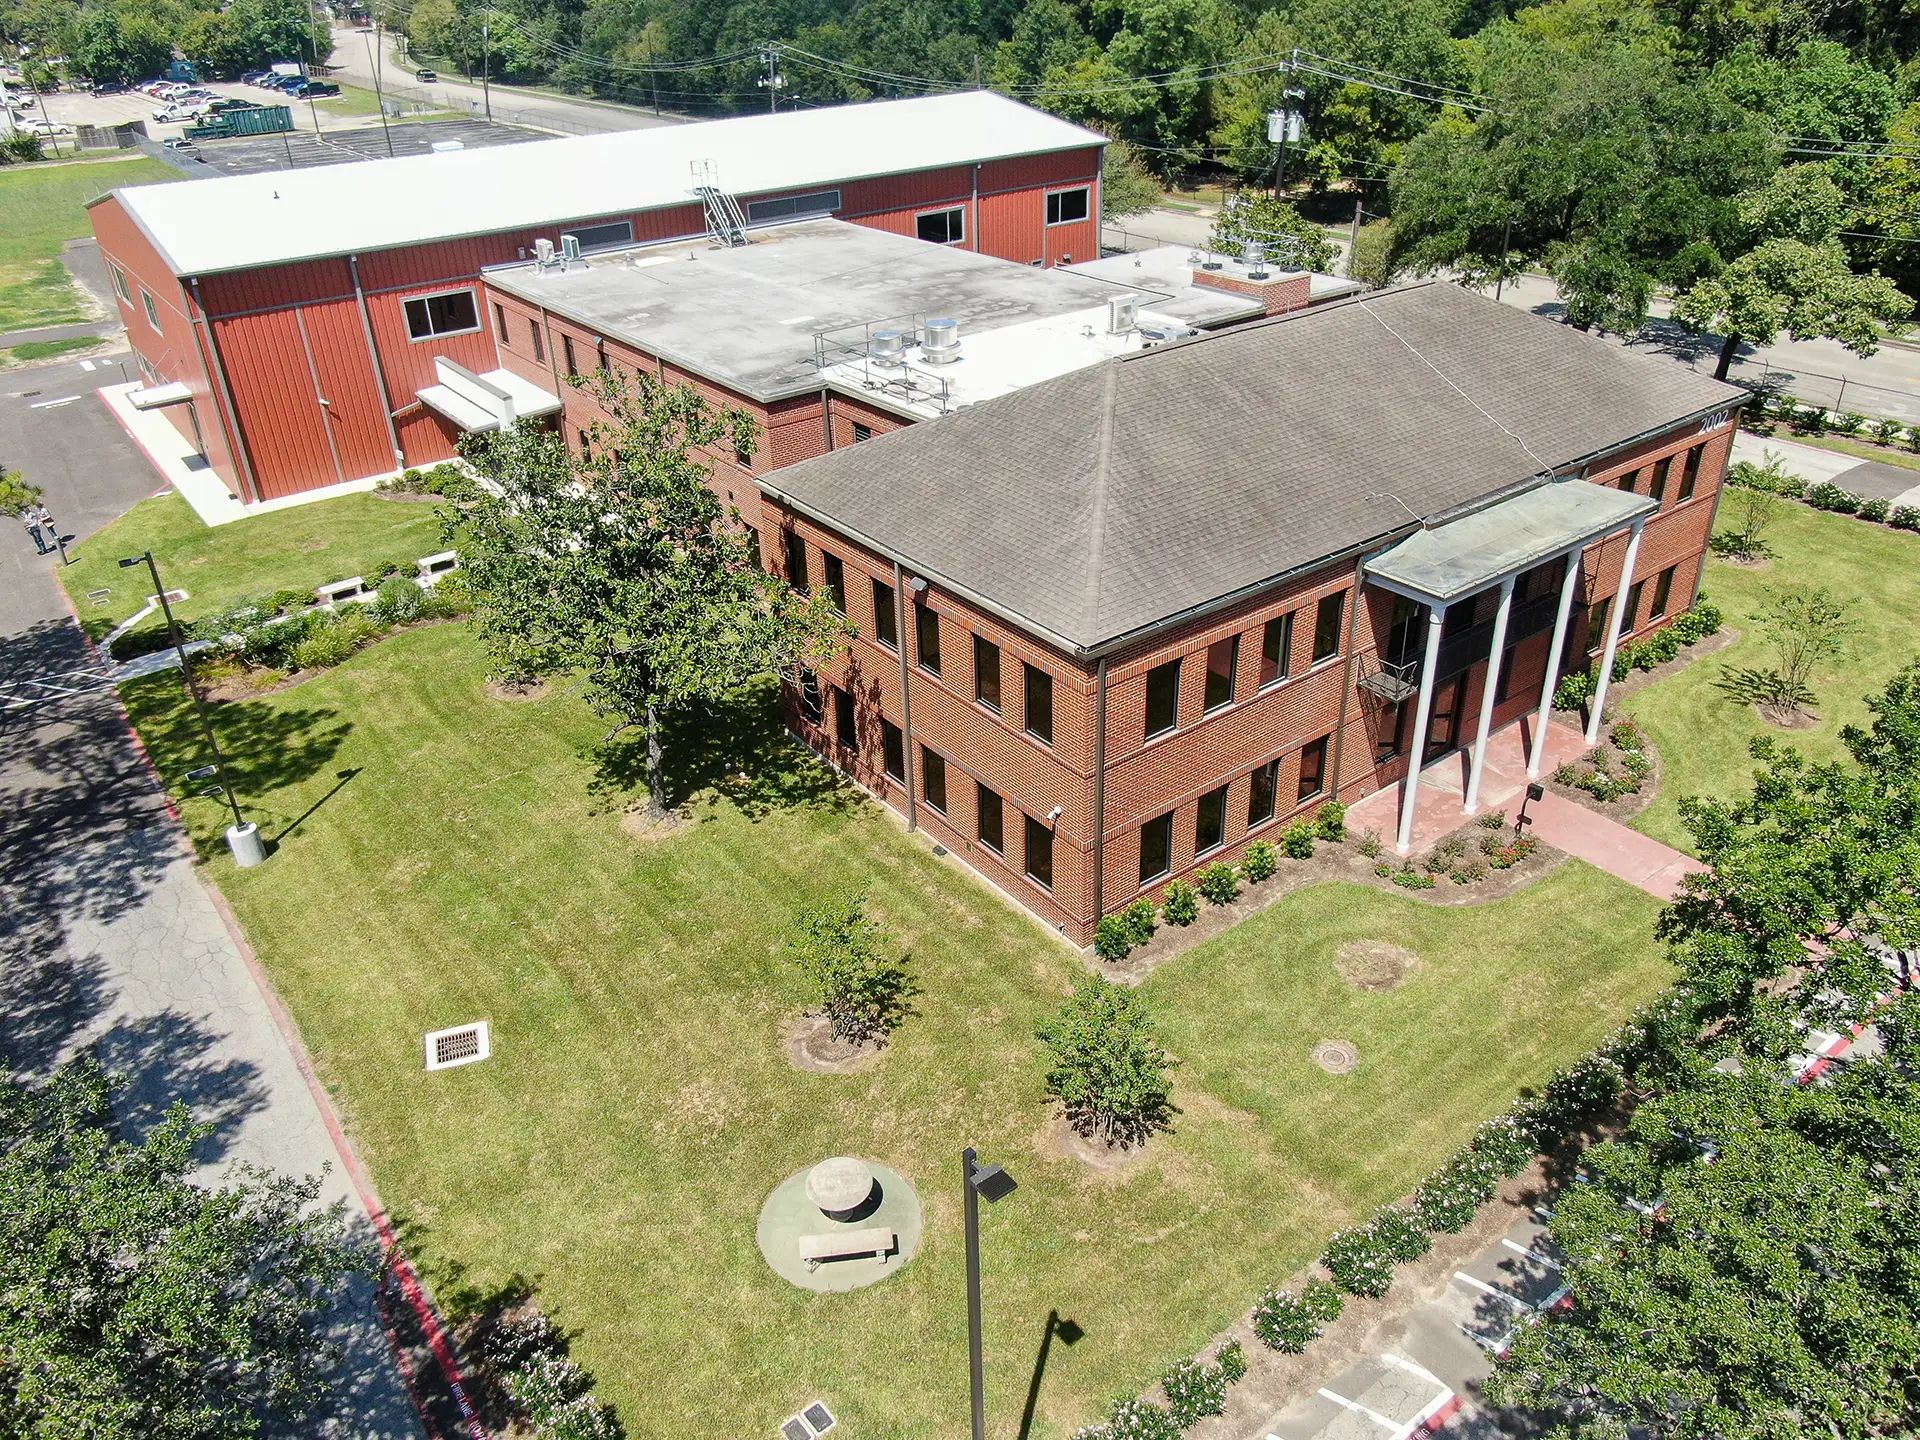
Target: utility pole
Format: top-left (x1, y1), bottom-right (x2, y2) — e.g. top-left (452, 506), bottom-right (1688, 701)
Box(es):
top-left (367, 20), bottom-right (394, 157)
top-left (646, 32), bottom-right (659, 115)
top-left (1347, 193), bottom-right (1364, 280)
top-left (1493, 211), bottom-right (1514, 300)
top-left (1268, 58), bottom-right (1305, 199)
top-left (758, 43), bottom-right (783, 112)
top-left (481, 19), bottom-right (492, 122)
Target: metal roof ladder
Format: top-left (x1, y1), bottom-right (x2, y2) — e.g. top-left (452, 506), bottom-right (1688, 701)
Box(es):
top-left (690, 159), bottom-right (749, 248)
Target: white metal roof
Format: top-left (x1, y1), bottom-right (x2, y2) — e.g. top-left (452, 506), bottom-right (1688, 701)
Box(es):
top-left (102, 92), bottom-right (1105, 278)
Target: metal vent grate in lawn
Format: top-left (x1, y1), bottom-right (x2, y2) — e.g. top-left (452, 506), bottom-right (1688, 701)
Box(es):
top-left (423, 1021), bottom-right (491, 1071)
top-left (779, 1402), bottom-right (836, 1438)
top-left (780, 1420), bottom-right (810, 1440)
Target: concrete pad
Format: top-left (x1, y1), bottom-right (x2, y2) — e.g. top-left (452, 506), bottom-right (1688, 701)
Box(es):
top-left (1525, 791), bottom-right (1697, 900)
top-left (1829, 458), bottom-right (1920, 502)
top-left (1728, 432), bottom-right (1857, 484)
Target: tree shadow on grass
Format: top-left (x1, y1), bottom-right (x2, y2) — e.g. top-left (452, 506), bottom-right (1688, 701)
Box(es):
top-left (584, 677), bottom-right (857, 823)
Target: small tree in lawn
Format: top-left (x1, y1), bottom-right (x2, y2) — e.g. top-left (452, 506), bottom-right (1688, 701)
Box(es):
top-left (1035, 977), bottom-right (1178, 1146)
top-left (1101, 137), bottom-right (1162, 222)
top-left (450, 368), bottom-right (846, 820)
top-left (785, 886), bottom-right (914, 1045)
top-left (1718, 585), bottom-right (1852, 722)
top-left (1713, 480), bottom-right (1781, 563)
top-left (1675, 238), bottom-right (1911, 381)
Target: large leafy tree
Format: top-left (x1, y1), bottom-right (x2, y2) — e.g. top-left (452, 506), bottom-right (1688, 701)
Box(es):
top-left (69, 6), bottom-right (174, 84)
top-left (1208, 193), bottom-right (1340, 270)
top-left (0, 1059), bottom-right (377, 1437)
top-left (451, 370), bottom-right (845, 822)
top-left (1675, 237), bottom-right (1910, 377)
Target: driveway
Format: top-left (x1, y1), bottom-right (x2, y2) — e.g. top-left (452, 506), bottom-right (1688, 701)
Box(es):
top-left (0, 355), bottom-right (425, 1437)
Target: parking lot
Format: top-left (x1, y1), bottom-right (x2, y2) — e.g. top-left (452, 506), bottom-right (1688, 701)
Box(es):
top-left (145, 118), bottom-right (544, 177)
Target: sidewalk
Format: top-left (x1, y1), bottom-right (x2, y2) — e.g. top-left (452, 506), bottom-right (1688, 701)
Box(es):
top-left (1729, 430), bottom-right (1920, 509)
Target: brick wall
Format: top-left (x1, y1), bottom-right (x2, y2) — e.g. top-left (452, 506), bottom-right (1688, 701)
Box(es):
top-left (1189, 268), bottom-right (1313, 316)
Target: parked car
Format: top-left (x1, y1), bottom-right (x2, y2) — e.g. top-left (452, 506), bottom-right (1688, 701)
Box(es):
top-left (20, 119), bottom-right (74, 135)
top-left (415, 68), bottom-right (437, 82)
top-left (150, 104), bottom-right (207, 123)
top-left (260, 74), bottom-right (299, 90)
top-left (240, 70), bottom-right (268, 85)
top-left (207, 97), bottom-right (254, 113)
top-left (291, 80), bottom-right (340, 97)
top-left (91, 81), bottom-right (127, 95)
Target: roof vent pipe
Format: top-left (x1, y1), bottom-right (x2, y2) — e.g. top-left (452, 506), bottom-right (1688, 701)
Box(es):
top-left (921, 317), bottom-right (961, 365)
top-left (1241, 240), bottom-right (1269, 279)
top-left (1107, 295), bottom-right (1140, 335)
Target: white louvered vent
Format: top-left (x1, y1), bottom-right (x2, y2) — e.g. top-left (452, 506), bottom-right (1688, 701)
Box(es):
top-left (424, 1021), bottom-right (491, 1071)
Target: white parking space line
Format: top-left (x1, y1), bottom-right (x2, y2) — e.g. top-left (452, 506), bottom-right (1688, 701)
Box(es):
top-left (1500, 1237), bottom-right (1563, 1269)
top-left (78, 360), bottom-right (96, 371)
top-left (1381, 1353), bottom-right (1444, 1385)
top-left (1453, 1271), bottom-right (1532, 1307)
top-left (1316, 1388), bottom-right (1401, 1430)
top-left (28, 395), bottom-right (80, 409)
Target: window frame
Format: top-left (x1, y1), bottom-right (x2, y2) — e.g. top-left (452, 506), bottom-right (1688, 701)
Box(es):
top-left (798, 670), bottom-right (823, 726)
top-left (1649, 565), bottom-right (1675, 620)
top-left (1247, 758), bottom-right (1279, 829)
top-left (832, 684), bottom-right (855, 747)
top-left (921, 745), bottom-right (948, 814)
top-left (560, 219), bottom-right (634, 252)
top-left (915, 600), bottom-right (942, 676)
top-left (914, 206), bottom-right (966, 245)
top-left (973, 633), bottom-right (1002, 713)
top-left (140, 289), bottom-right (160, 330)
top-left (1023, 814), bottom-right (1053, 891)
top-left (1586, 598), bottom-right (1611, 653)
top-left (1296, 735), bottom-right (1329, 803)
top-left (881, 719), bottom-right (905, 783)
top-left (872, 577), bottom-right (898, 650)
top-left (783, 530), bottom-right (808, 593)
top-left (1138, 812), bottom-right (1174, 886)
top-left (1649, 455), bottom-right (1670, 502)
top-left (1677, 445), bottom-right (1703, 502)
top-left (1194, 784), bottom-right (1229, 856)
top-left (109, 262), bottom-right (131, 303)
top-left (402, 286), bottom-right (481, 342)
top-left (529, 319), bottom-right (545, 363)
top-left (1311, 591), bottom-right (1345, 665)
top-left (1144, 659), bottom-right (1180, 740)
top-left (1203, 634), bottom-right (1239, 712)
top-left (1046, 187), bottom-right (1091, 226)
top-left (1623, 579), bottom-right (1646, 634)
top-left (1260, 611), bottom-right (1294, 688)
top-left (744, 188), bottom-right (842, 225)
top-left (562, 334), bottom-right (578, 378)
top-left (820, 552), bottom-right (846, 616)
top-left (492, 301), bottom-right (508, 341)
top-left (1023, 662), bottom-right (1053, 746)
top-left (976, 782), bottom-right (1004, 855)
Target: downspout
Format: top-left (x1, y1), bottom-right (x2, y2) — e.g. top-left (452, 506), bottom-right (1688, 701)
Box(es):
top-left (1091, 656), bottom-right (1108, 924)
top-left (1327, 553), bottom-right (1368, 801)
top-left (970, 163), bottom-right (981, 253)
top-left (821, 386), bottom-right (833, 452)
top-left (894, 560), bottom-right (917, 832)
top-left (348, 254), bottom-right (404, 470)
top-left (187, 277), bottom-right (262, 505)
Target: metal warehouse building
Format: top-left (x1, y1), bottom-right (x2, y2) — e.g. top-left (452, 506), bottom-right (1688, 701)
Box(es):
top-left (88, 91), bottom-right (1107, 505)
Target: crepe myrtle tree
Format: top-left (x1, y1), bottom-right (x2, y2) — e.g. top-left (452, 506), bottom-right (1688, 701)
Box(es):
top-left (451, 368), bottom-right (847, 821)
top-left (1035, 976), bottom-right (1179, 1146)
top-left (0, 1058), bottom-right (377, 1438)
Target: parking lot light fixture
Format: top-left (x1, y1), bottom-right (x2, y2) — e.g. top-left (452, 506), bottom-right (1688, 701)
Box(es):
top-left (963, 1147), bottom-right (1018, 1440)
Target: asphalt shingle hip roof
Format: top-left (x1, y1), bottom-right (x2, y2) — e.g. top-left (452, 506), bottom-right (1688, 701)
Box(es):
top-left (766, 282), bottom-right (1746, 655)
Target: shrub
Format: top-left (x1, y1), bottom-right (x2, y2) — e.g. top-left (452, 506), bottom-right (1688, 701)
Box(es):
top-left (1101, 1398), bottom-right (1181, 1440)
top-left (1094, 916), bottom-right (1135, 962)
top-left (1459, 859), bottom-right (1488, 882)
top-left (481, 1313), bottom-right (620, 1440)
top-left (1806, 480), bottom-right (1861, 514)
top-left (1322, 1226), bottom-right (1396, 1297)
top-left (1609, 720), bottom-right (1642, 749)
top-left (1161, 881), bottom-right (1199, 926)
top-left (1832, 411), bottom-right (1869, 436)
top-left (1893, 505), bottom-right (1920, 531)
top-left (269, 586), bottom-right (311, 614)
top-left (290, 615), bottom-right (367, 671)
top-left (1252, 1288), bottom-right (1325, 1353)
top-left (1280, 823), bottom-right (1316, 860)
top-left (1120, 899), bottom-right (1157, 949)
top-left (422, 570), bottom-right (473, 617)
top-left (785, 886), bottom-right (915, 1042)
top-left (1355, 829), bottom-right (1383, 858)
top-left (1861, 496), bottom-right (1892, 524)
top-left (1412, 1150), bottom-right (1503, 1232)
top-left (1643, 627), bottom-right (1683, 665)
top-left (1391, 867), bottom-right (1435, 889)
top-left (1216, 1340), bottom-right (1247, 1385)
top-left (1314, 800), bottom-right (1348, 841)
top-left (373, 576), bottom-right (426, 625)
top-left (1369, 1206), bottom-right (1431, 1263)
top-left (1161, 1358), bottom-right (1228, 1427)
top-left (1553, 667), bottom-right (1596, 710)
top-left (1477, 810), bottom-right (1508, 830)
top-left (1035, 977), bottom-right (1178, 1144)
top-left (1552, 762), bottom-right (1580, 785)
top-left (1471, 1114), bottom-right (1537, 1177)
top-left (1242, 840), bottom-right (1278, 883)
top-left (1196, 861), bottom-right (1241, 905)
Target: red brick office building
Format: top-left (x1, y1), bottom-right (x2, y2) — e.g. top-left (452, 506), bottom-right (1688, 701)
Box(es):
top-left (86, 91), bottom-right (1106, 505)
top-left (758, 283), bottom-right (1744, 943)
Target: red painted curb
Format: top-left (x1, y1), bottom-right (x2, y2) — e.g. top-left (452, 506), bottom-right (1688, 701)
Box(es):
top-left (48, 591), bottom-right (484, 1439)
top-left (1413, 1393), bottom-right (1466, 1436)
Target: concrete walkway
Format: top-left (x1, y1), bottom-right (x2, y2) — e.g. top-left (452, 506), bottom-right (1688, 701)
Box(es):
top-left (1729, 430), bottom-right (1920, 509)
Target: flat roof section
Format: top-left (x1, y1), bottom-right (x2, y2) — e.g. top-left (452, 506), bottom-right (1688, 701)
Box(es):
top-left (485, 219), bottom-right (1164, 406)
top-left (99, 92), bottom-right (1105, 277)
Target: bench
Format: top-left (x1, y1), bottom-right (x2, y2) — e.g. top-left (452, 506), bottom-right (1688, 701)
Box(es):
top-left (315, 576), bottom-right (370, 606)
top-left (797, 1227), bottom-right (895, 1272)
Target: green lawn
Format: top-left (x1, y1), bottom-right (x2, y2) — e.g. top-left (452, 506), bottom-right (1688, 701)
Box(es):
top-left (62, 491), bottom-right (445, 643)
top-left (117, 617), bottom-right (1672, 1438)
top-left (1624, 502), bottom-right (1920, 850)
top-left (0, 156), bottom-right (179, 331)
top-left (6, 335), bottom-right (106, 364)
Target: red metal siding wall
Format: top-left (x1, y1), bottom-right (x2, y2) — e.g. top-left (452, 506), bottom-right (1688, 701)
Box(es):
top-left (303, 297), bottom-right (398, 481)
top-left (214, 307), bottom-right (340, 499)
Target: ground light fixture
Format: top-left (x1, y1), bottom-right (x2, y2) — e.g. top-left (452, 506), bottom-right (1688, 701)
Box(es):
top-left (118, 551), bottom-right (264, 867)
top-left (963, 1147), bottom-right (1018, 1440)
top-left (1516, 781), bottom-right (1544, 831)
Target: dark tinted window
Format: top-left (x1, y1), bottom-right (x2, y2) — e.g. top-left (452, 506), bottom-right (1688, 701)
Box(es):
top-left (1024, 815), bottom-right (1053, 889)
top-left (1678, 445), bottom-right (1703, 501)
top-left (1024, 663), bottom-right (1053, 745)
top-left (783, 531), bottom-right (807, 592)
top-left (976, 783), bottom-right (1003, 853)
top-left (1297, 736), bottom-right (1328, 801)
top-left (832, 685), bottom-right (854, 746)
top-left (1587, 598), bottom-right (1611, 652)
top-left (563, 335), bottom-right (578, 377)
top-left (1144, 660), bottom-right (1179, 738)
top-left (1139, 813), bottom-right (1173, 884)
top-left (1649, 456), bottom-right (1670, 502)
top-left (974, 634), bottom-right (1001, 711)
top-left (921, 746), bottom-right (947, 813)
top-left (1204, 636), bottom-right (1238, 711)
top-left (1248, 759), bottom-right (1278, 827)
top-left (872, 578), bottom-right (897, 649)
top-left (916, 207), bottom-right (965, 244)
top-left (882, 719), bottom-right (904, 781)
top-left (821, 553), bottom-right (845, 614)
top-left (1047, 188), bottom-right (1090, 224)
top-left (1312, 592), bottom-right (1345, 663)
top-left (403, 288), bottom-right (479, 339)
top-left (1623, 580), bottom-right (1645, 633)
top-left (1260, 612), bottom-right (1293, 686)
top-left (915, 602), bottom-right (941, 674)
top-left (798, 671), bottom-right (822, 725)
top-left (529, 320), bottom-right (544, 362)
top-left (1195, 785), bottom-right (1228, 854)
top-left (1650, 566), bottom-right (1675, 619)
top-left (493, 301), bottom-right (508, 340)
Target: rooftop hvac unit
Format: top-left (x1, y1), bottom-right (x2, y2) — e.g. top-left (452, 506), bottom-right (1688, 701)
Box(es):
top-left (1107, 295), bottom-right (1140, 335)
top-left (430, 139), bottom-right (463, 153)
top-left (921, 317), bottom-right (960, 365)
top-left (533, 237), bottom-right (555, 268)
top-left (560, 234), bottom-right (583, 267)
top-left (869, 329), bottom-right (906, 364)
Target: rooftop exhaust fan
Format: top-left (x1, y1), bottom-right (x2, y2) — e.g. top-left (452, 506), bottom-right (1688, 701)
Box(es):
top-left (921, 317), bottom-right (961, 365)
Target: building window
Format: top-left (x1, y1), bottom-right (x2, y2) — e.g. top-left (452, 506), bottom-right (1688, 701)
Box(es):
top-left (852, 422), bottom-right (873, 443)
top-left (140, 290), bottom-right (160, 330)
top-left (493, 301), bottom-right (508, 341)
top-left (1248, 759), bottom-right (1279, 828)
top-left (872, 577), bottom-right (897, 649)
top-left (1312, 592), bottom-right (1345, 664)
top-left (1024, 814), bottom-right (1053, 890)
top-left (1623, 580), bottom-right (1645, 634)
top-left (976, 782), bottom-right (1004, 854)
top-left (915, 601), bottom-right (941, 675)
top-left (743, 524), bottom-right (761, 569)
top-left (595, 340), bottom-right (609, 374)
top-left (734, 437), bottom-right (753, 470)
top-left (798, 671), bottom-right (823, 725)
top-left (1650, 565), bottom-right (1675, 619)
top-left (783, 530), bottom-right (808, 592)
top-left (403, 288), bottom-right (480, 340)
top-left (1297, 736), bottom-right (1329, 802)
top-left (1678, 445), bottom-right (1703, 502)
top-left (1260, 612), bottom-right (1293, 687)
top-left (916, 207), bottom-right (966, 245)
top-left (560, 219), bottom-right (634, 252)
top-left (577, 428), bottom-right (591, 457)
top-left (1195, 784), bottom-right (1228, 855)
top-left (1649, 456), bottom-right (1670, 502)
top-left (821, 553), bottom-right (846, 615)
top-left (562, 335), bottom-right (578, 377)
top-left (1139, 812), bottom-right (1173, 885)
top-left (1203, 635), bottom-right (1238, 712)
top-left (1617, 472), bottom-right (1636, 492)
top-left (1024, 663), bottom-right (1053, 746)
top-left (833, 685), bottom-right (855, 746)
top-left (744, 188), bottom-right (842, 224)
top-left (974, 634), bottom-right (1002, 712)
top-left (882, 719), bottom-right (905, 782)
top-left (529, 320), bottom-right (545, 363)
top-left (109, 262), bottom-right (131, 303)
top-left (1144, 659), bottom-right (1180, 739)
top-left (921, 746), bottom-right (947, 813)
top-left (1587, 598), bottom-right (1611, 652)
top-left (1046, 187), bottom-right (1091, 225)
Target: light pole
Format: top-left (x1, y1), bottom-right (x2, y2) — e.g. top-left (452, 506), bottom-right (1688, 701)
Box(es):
top-left (118, 551), bottom-right (265, 867)
top-left (963, 1147), bottom-right (1018, 1440)
top-left (480, 20), bottom-right (491, 123)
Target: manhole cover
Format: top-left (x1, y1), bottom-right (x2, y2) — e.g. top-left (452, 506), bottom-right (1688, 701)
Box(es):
top-left (1313, 1039), bottom-right (1359, 1075)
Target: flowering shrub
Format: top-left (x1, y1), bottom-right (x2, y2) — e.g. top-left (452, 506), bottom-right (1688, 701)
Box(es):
top-left (1161, 881), bottom-right (1199, 926)
top-left (1080, 1397), bottom-right (1182, 1440)
top-left (1861, 497), bottom-right (1892, 523)
top-left (1161, 1357), bottom-right (1228, 1426)
top-left (1253, 1286), bottom-right (1331, 1352)
top-left (1390, 867), bottom-right (1436, 889)
top-left (1471, 1114), bottom-right (1537, 1177)
top-left (1892, 506), bottom-right (1920, 531)
top-left (1216, 1339), bottom-right (1247, 1384)
top-left (481, 1313), bottom-right (620, 1440)
top-left (1369, 1206), bottom-right (1431, 1263)
top-left (1807, 480), bottom-right (1862, 513)
top-left (1322, 1225), bottom-right (1397, 1297)
top-left (1242, 840), bottom-right (1279, 883)
top-left (1411, 1149), bottom-right (1503, 1232)
top-left (1196, 861), bottom-right (1241, 906)
top-left (1486, 833), bottom-right (1537, 869)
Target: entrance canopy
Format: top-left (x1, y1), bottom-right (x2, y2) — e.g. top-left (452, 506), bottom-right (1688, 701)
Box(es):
top-left (1365, 479), bottom-right (1657, 603)
top-left (416, 357), bottom-right (562, 434)
top-left (127, 381), bottom-right (193, 411)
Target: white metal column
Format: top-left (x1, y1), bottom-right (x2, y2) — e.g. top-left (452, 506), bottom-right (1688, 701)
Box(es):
top-left (1529, 546), bottom-right (1585, 778)
top-left (1585, 519), bottom-right (1645, 744)
top-left (1463, 575), bottom-right (1516, 815)
top-left (1395, 602), bottom-right (1449, 856)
